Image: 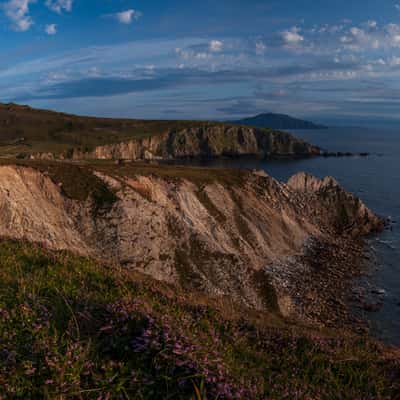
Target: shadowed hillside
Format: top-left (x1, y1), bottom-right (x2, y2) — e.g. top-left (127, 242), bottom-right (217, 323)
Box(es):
top-left (0, 103), bottom-right (208, 156)
top-left (232, 113), bottom-right (327, 130)
top-left (0, 103), bottom-right (320, 160)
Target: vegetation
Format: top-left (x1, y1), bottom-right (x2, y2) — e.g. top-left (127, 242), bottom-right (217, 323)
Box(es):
top-left (0, 103), bottom-right (286, 159)
top-left (0, 103), bottom-right (216, 156)
top-left (0, 159), bottom-right (249, 194)
top-left (0, 103), bottom-right (319, 161)
top-left (0, 239), bottom-right (399, 399)
top-left (0, 160), bottom-right (117, 208)
top-left (94, 162), bottom-right (248, 188)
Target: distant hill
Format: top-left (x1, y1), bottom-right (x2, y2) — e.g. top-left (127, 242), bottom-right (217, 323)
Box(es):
top-left (0, 103), bottom-right (320, 159)
top-left (232, 113), bottom-right (327, 130)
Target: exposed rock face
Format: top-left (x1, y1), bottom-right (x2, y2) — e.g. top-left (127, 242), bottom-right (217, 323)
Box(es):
top-left (64, 125), bottom-right (320, 161)
top-left (0, 165), bottom-right (381, 321)
top-left (0, 166), bottom-right (90, 253)
top-left (287, 172), bottom-right (384, 236)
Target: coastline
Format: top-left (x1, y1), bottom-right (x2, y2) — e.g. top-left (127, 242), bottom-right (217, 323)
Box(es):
top-left (270, 235), bottom-right (377, 332)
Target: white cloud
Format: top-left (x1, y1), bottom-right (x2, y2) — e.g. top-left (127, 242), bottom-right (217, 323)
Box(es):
top-left (346, 27), bottom-right (374, 49)
top-left (111, 9), bottom-right (142, 24)
top-left (45, 0), bottom-right (73, 14)
top-left (281, 27), bottom-right (304, 45)
top-left (304, 21), bottom-right (400, 54)
top-left (339, 23), bottom-right (400, 51)
top-left (389, 56), bottom-right (400, 66)
top-left (385, 23), bottom-right (400, 46)
top-left (375, 58), bottom-right (386, 65)
top-left (45, 23), bottom-right (57, 35)
top-left (312, 24), bottom-right (344, 34)
top-left (255, 41), bottom-right (266, 55)
top-left (2, 0), bottom-right (35, 32)
top-left (209, 40), bottom-right (223, 52)
top-left (175, 47), bottom-right (205, 61)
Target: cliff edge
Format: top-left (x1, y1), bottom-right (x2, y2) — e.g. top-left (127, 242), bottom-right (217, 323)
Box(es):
top-left (39, 124), bottom-right (321, 161)
top-left (0, 162), bottom-right (382, 324)
top-left (0, 103), bottom-right (320, 160)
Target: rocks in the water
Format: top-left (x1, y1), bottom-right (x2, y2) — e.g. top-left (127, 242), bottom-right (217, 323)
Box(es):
top-left (362, 302), bottom-right (383, 312)
top-left (371, 288), bottom-right (386, 296)
top-left (321, 151), bottom-right (370, 157)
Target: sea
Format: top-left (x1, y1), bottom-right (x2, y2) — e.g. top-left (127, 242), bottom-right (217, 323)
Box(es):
top-left (169, 127), bottom-right (400, 346)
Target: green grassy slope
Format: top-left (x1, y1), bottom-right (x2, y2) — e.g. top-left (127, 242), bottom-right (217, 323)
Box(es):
top-left (0, 103), bottom-right (318, 160)
top-left (0, 239), bottom-right (398, 399)
top-left (0, 103), bottom-right (249, 158)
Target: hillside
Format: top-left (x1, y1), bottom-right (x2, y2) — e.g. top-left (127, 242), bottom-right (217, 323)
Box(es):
top-left (0, 103), bottom-right (320, 160)
top-left (232, 113), bottom-right (327, 130)
top-left (0, 160), bottom-right (397, 399)
top-left (0, 161), bottom-right (383, 322)
top-left (0, 239), bottom-right (399, 399)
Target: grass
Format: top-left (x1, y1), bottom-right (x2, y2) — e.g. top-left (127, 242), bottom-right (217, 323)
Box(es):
top-left (0, 103), bottom-right (213, 151)
top-left (90, 161), bottom-right (249, 188)
top-left (0, 103), bottom-right (283, 159)
top-left (0, 239), bottom-right (398, 399)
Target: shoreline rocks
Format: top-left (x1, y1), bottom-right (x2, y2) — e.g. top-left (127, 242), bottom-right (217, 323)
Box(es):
top-left (321, 151), bottom-right (370, 157)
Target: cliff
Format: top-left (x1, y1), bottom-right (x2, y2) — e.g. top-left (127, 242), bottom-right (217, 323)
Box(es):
top-left (0, 162), bottom-right (382, 322)
top-left (0, 103), bottom-right (320, 160)
top-left (41, 124), bottom-right (320, 161)
top-left (287, 172), bottom-right (383, 236)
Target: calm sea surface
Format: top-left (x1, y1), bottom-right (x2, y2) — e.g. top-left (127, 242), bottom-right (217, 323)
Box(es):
top-left (169, 127), bottom-right (400, 346)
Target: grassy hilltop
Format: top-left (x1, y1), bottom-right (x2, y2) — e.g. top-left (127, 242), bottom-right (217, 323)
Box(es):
top-left (0, 103), bottom-right (212, 157)
top-left (0, 103), bottom-right (320, 160)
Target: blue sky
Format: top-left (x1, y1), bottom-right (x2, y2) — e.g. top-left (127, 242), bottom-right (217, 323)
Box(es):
top-left (2, 0), bottom-right (400, 125)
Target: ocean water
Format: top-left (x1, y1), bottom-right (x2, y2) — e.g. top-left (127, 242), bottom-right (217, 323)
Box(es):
top-left (170, 127), bottom-right (400, 346)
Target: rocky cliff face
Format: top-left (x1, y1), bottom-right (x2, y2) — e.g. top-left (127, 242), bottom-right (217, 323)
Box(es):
top-left (56, 125), bottom-right (320, 161)
top-left (0, 164), bottom-right (381, 321)
top-left (287, 172), bottom-right (384, 236)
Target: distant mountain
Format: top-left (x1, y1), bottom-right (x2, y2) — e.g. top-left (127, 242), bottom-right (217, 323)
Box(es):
top-left (232, 113), bottom-right (327, 130)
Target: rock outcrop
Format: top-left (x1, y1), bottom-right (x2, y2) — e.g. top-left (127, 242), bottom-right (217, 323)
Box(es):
top-left (50, 125), bottom-right (320, 161)
top-left (287, 172), bottom-right (384, 236)
top-left (0, 164), bottom-right (382, 322)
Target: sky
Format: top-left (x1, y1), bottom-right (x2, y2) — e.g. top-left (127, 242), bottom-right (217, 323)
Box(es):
top-left (2, 1), bottom-right (400, 125)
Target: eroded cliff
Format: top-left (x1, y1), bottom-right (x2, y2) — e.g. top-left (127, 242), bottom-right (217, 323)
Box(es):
top-left (33, 124), bottom-right (321, 161)
top-left (0, 162), bottom-right (382, 322)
